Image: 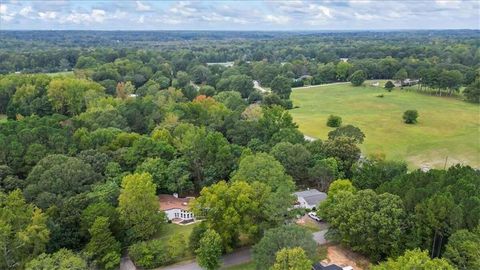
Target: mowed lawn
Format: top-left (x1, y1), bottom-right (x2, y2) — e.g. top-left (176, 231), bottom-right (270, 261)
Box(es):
top-left (290, 83), bottom-right (480, 169)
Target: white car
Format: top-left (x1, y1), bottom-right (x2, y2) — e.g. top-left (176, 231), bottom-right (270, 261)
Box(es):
top-left (308, 211), bottom-right (321, 222)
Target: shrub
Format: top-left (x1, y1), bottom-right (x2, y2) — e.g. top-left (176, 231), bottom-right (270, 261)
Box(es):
top-left (349, 70), bottom-right (366, 86)
top-left (384, 81), bottom-right (395, 92)
top-left (129, 236), bottom-right (188, 268)
top-left (403, 110), bottom-right (418, 124)
top-left (326, 115), bottom-right (342, 127)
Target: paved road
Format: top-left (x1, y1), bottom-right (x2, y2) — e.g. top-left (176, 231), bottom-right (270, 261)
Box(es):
top-left (157, 248), bottom-right (251, 270)
top-left (120, 256), bottom-right (136, 270)
top-left (293, 82), bottom-right (349, 90)
top-left (313, 229), bottom-right (329, 245)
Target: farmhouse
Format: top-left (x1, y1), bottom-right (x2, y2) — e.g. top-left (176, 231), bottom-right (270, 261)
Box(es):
top-left (294, 189), bottom-right (328, 210)
top-left (159, 193), bottom-right (195, 224)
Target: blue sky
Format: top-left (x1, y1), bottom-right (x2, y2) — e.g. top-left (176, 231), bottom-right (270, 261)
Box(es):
top-left (0, 0), bottom-right (479, 30)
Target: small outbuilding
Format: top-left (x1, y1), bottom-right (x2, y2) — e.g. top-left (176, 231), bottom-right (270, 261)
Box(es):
top-left (294, 189), bottom-right (328, 210)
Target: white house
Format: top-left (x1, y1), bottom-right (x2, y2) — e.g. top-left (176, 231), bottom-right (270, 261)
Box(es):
top-left (159, 194), bottom-right (195, 223)
top-left (294, 189), bottom-right (328, 210)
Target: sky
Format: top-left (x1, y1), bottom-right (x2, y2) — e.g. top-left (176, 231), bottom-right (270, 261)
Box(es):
top-left (0, 0), bottom-right (479, 31)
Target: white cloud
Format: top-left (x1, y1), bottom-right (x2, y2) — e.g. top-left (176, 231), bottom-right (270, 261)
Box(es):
top-left (38, 11), bottom-right (57, 20)
top-left (200, 12), bottom-right (247, 24)
top-left (19, 6), bottom-right (33, 17)
top-left (435, 0), bottom-right (462, 7)
top-left (61, 9), bottom-right (106, 24)
top-left (169, 1), bottom-right (197, 17)
top-left (264, 14), bottom-right (290, 24)
top-left (0, 4), bottom-right (7, 14)
top-left (138, 15), bottom-right (144, 23)
top-left (136, 1), bottom-right (152, 12)
top-left (354, 12), bottom-right (379, 20)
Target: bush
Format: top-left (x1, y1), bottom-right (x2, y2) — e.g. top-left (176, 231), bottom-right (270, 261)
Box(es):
top-left (349, 70), bottom-right (366, 86)
top-left (384, 81), bottom-right (395, 92)
top-left (403, 110), bottom-right (418, 124)
top-left (129, 235), bottom-right (188, 268)
top-left (326, 115), bottom-right (342, 127)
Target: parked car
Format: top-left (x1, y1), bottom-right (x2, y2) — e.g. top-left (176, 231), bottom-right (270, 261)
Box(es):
top-left (308, 211), bottom-right (321, 222)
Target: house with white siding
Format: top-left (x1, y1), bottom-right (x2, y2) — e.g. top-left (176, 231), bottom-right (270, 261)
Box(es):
top-left (159, 193), bottom-right (195, 224)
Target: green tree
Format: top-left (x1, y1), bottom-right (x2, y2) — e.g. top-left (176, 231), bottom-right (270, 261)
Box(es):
top-left (308, 158), bottom-right (341, 191)
top-left (47, 78), bottom-right (104, 115)
top-left (0, 190), bottom-right (50, 269)
top-left (463, 78), bottom-right (480, 103)
top-left (117, 173), bottom-right (163, 243)
top-left (232, 152), bottom-right (295, 192)
top-left (25, 249), bottom-right (88, 270)
top-left (24, 154), bottom-right (100, 209)
top-left (336, 61), bottom-right (352, 81)
top-left (393, 68), bottom-right (408, 82)
top-left (403, 110), bottom-right (418, 124)
top-left (252, 225), bottom-right (317, 270)
top-left (270, 142), bottom-right (312, 182)
top-left (229, 75), bottom-right (254, 98)
top-left (372, 249), bottom-right (455, 270)
top-left (443, 227), bottom-right (480, 270)
top-left (270, 76), bottom-right (292, 99)
top-left (271, 247), bottom-right (312, 270)
top-left (322, 137), bottom-right (361, 173)
top-left (352, 159), bottom-right (407, 190)
top-left (85, 217), bottom-right (120, 270)
top-left (384, 80), bottom-right (395, 92)
top-left (349, 70), bottom-right (367, 86)
top-left (196, 229), bottom-right (223, 270)
top-left (326, 115), bottom-right (342, 127)
top-left (328, 124), bottom-right (365, 143)
top-left (192, 180), bottom-right (272, 251)
top-left (319, 189), bottom-right (405, 261)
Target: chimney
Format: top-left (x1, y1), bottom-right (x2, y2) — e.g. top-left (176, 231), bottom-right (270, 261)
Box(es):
top-left (173, 193), bottom-right (179, 198)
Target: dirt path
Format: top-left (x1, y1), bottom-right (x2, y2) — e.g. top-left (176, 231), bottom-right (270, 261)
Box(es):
top-left (322, 245), bottom-right (370, 270)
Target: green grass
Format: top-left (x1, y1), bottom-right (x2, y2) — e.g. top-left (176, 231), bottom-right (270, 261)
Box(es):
top-left (156, 222), bottom-right (198, 240)
top-left (224, 261), bottom-right (255, 270)
top-left (290, 83), bottom-right (480, 169)
top-left (0, 114), bottom-right (7, 123)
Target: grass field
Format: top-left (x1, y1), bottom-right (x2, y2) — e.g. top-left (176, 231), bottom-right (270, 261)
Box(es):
top-left (0, 114), bottom-right (6, 123)
top-left (290, 83), bottom-right (480, 169)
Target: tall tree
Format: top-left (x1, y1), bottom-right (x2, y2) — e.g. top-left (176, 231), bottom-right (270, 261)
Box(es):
top-left (0, 190), bottom-right (50, 269)
top-left (196, 229), bottom-right (223, 270)
top-left (252, 225), bottom-right (317, 270)
top-left (117, 173), bottom-right (163, 243)
top-left (271, 247), bottom-right (312, 270)
top-left (25, 249), bottom-right (88, 270)
top-left (270, 76), bottom-right (292, 99)
top-left (372, 249), bottom-right (455, 270)
top-left (85, 217), bottom-right (120, 270)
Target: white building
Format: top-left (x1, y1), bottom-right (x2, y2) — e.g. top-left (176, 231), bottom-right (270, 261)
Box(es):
top-left (294, 189), bottom-right (328, 210)
top-left (159, 194), bottom-right (195, 223)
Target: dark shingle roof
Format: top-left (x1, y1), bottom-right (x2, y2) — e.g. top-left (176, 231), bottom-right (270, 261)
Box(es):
top-left (295, 189), bottom-right (328, 206)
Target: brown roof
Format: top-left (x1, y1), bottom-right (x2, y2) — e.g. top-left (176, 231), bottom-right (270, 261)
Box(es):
top-left (158, 194), bottom-right (193, 211)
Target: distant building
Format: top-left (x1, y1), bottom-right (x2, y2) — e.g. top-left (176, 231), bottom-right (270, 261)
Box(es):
top-left (294, 189), bottom-right (328, 210)
top-left (159, 194), bottom-right (195, 224)
top-left (206, 61), bottom-right (234, 67)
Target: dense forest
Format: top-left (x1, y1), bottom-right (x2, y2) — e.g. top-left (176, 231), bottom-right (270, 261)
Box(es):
top-left (0, 30), bottom-right (479, 270)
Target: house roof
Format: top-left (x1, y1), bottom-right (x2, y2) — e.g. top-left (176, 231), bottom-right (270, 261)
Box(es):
top-left (158, 194), bottom-right (193, 211)
top-left (312, 263), bottom-right (343, 270)
top-left (294, 189), bottom-right (328, 206)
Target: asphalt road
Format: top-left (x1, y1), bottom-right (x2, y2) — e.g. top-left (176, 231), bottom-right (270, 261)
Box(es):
top-left (156, 248), bottom-right (251, 270)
